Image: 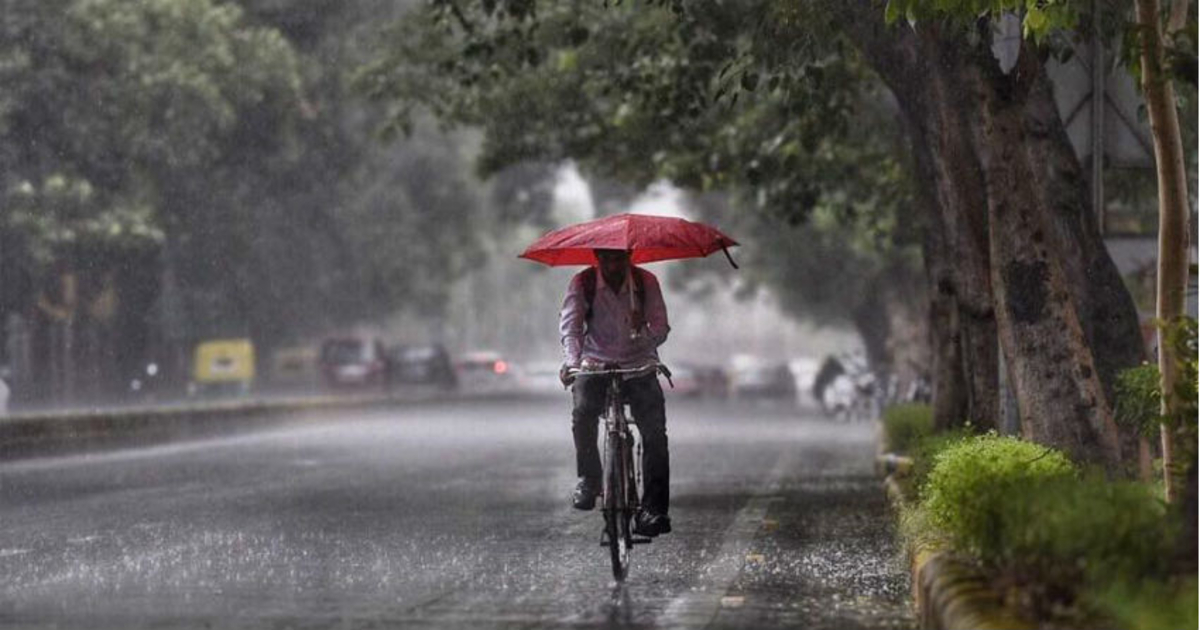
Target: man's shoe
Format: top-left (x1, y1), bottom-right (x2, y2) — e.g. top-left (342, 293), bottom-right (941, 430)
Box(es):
top-left (572, 480), bottom-right (600, 510)
top-left (633, 511), bottom-right (672, 537)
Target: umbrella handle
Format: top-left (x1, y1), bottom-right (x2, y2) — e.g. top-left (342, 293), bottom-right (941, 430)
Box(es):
top-left (721, 244), bottom-right (740, 270)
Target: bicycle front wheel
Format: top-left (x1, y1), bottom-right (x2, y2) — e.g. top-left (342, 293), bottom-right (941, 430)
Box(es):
top-left (604, 434), bottom-right (632, 581)
top-left (604, 509), bottom-right (631, 581)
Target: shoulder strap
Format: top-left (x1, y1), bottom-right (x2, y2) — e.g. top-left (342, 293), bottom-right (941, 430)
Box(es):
top-left (581, 267), bottom-right (597, 318)
top-left (582, 266), bottom-right (646, 321)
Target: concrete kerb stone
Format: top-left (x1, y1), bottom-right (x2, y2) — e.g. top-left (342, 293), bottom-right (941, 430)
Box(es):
top-left (880, 459), bottom-right (1033, 630)
top-left (0, 390), bottom-right (528, 459)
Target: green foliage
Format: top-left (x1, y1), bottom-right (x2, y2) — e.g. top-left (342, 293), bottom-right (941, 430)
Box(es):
top-left (881, 403), bottom-right (934, 454)
top-left (1114, 316), bottom-right (1198, 436)
top-left (1115, 362), bottom-right (1164, 437)
top-left (1, 0), bottom-right (503, 362)
top-left (897, 499), bottom-right (950, 553)
top-left (1095, 578), bottom-right (1199, 630)
top-left (921, 434), bottom-right (1077, 558)
top-left (1164, 316), bottom-right (1198, 427)
top-left (917, 434), bottom-right (1180, 623)
top-left (4, 175), bottom-right (163, 268)
top-left (908, 427), bottom-right (974, 494)
top-left (886, 0), bottom-right (1078, 41)
top-left (995, 476), bottom-right (1173, 586)
top-left (359, 0), bottom-right (927, 362)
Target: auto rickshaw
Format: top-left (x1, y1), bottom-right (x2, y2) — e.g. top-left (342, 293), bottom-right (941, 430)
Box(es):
top-left (190, 339), bottom-right (255, 397)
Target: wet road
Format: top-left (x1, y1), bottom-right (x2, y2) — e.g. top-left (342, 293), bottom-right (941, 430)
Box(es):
top-left (0, 397), bottom-right (913, 629)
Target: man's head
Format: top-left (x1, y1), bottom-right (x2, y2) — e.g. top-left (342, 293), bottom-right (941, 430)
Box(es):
top-left (594, 249), bottom-right (631, 283)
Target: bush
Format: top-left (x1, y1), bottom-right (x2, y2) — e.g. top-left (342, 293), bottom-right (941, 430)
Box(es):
top-left (921, 434), bottom-right (1076, 560)
top-left (907, 428), bottom-right (972, 494)
top-left (880, 403), bottom-right (934, 454)
top-left (1115, 363), bottom-right (1163, 437)
top-left (996, 476), bottom-right (1174, 588)
top-left (1094, 578), bottom-right (1199, 630)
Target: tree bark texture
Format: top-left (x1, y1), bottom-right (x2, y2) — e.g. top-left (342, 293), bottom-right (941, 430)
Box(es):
top-left (847, 15), bottom-right (999, 430)
top-left (1022, 68), bottom-right (1146, 388)
top-left (1022, 60), bottom-right (1147, 461)
top-left (1136, 0), bottom-right (1193, 503)
top-left (837, 3), bottom-right (1144, 465)
top-left (912, 128), bottom-right (970, 429)
top-left (972, 47), bottom-right (1124, 469)
top-left (925, 217), bottom-right (971, 430)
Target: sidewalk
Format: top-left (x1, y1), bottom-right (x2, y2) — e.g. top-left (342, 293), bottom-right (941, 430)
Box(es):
top-left (659, 416), bottom-right (915, 630)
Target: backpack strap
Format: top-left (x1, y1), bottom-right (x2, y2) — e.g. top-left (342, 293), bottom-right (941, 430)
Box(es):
top-left (582, 266), bottom-right (646, 321)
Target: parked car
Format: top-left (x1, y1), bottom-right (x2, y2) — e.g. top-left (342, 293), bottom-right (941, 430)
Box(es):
top-left (319, 336), bottom-right (387, 390)
top-left (456, 350), bottom-right (517, 393)
top-left (189, 338), bottom-right (255, 397)
top-left (387, 344), bottom-right (457, 390)
top-left (268, 346), bottom-right (320, 392)
top-left (731, 362), bottom-right (797, 401)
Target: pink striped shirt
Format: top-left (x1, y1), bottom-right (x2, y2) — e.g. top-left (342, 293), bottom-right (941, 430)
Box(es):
top-left (559, 266), bottom-right (670, 368)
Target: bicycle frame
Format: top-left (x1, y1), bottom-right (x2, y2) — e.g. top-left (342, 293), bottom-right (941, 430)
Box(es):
top-left (569, 362), bottom-right (661, 581)
top-left (601, 373), bottom-right (641, 516)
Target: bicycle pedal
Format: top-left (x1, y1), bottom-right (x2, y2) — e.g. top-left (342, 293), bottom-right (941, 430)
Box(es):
top-left (631, 537), bottom-right (653, 545)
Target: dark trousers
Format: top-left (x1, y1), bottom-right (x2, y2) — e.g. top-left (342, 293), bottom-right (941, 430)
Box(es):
top-left (572, 373), bottom-right (670, 515)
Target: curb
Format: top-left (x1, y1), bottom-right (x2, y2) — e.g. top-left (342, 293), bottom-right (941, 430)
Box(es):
top-left (881, 467), bottom-right (1032, 630)
top-left (0, 390), bottom-right (535, 460)
top-left (911, 548), bottom-right (1033, 630)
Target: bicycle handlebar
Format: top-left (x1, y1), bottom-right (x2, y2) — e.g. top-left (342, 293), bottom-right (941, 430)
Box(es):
top-left (566, 363), bottom-right (663, 377)
top-left (565, 362), bottom-right (674, 388)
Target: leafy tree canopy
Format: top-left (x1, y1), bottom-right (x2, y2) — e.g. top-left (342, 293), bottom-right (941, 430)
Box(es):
top-left (358, 0), bottom-right (926, 355)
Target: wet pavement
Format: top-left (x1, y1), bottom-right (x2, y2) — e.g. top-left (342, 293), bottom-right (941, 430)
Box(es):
top-left (0, 397), bottom-right (913, 629)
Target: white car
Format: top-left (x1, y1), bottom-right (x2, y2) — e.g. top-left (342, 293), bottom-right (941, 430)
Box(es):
top-left (0, 376), bottom-right (9, 415)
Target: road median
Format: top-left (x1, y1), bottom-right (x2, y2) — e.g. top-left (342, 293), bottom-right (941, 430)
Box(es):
top-left (0, 390), bottom-right (526, 459)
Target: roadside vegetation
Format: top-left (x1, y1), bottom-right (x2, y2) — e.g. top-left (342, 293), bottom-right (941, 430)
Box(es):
top-left (881, 317), bottom-right (1198, 630)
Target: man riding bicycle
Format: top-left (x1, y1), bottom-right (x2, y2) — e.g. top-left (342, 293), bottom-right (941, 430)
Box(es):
top-left (559, 248), bottom-right (672, 537)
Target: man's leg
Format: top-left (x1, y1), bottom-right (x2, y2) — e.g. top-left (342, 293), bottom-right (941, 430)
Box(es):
top-left (626, 374), bottom-right (670, 528)
top-left (571, 375), bottom-right (606, 509)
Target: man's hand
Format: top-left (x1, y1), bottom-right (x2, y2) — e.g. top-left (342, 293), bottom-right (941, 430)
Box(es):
top-left (630, 309), bottom-right (647, 333)
top-left (559, 364), bottom-right (578, 388)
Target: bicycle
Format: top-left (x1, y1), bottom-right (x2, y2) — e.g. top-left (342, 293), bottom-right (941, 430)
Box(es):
top-left (568, 362), bottom-right (671, 582)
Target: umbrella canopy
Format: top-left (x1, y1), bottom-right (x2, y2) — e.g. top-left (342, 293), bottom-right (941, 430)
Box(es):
top-left (518, 213), bottom-right (739, 267)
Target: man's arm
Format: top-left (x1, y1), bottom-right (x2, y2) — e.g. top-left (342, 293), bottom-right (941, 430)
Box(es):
top-left (559, 272), bottom-right (587, 367)
top-left (640, 270), bottom-right (670, 347)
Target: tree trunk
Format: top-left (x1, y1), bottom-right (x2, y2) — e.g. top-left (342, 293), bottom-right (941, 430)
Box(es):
top-left (1022, 59), bottom-right (1147, 462)
top-left (925, 224), bottom-right (970, 430)
top-left (1136, 0), bottom-right (1193, 503)
top-left (972, 47), bottom-right (1124, 469)
top-left (912, 124), bottom-right (970, 429)
top-left (894, 27), bottom-right (1001, 431)
top-left (850, 276), bottom-right (893, 376)
top-left (842, 11), bottom-right (1000, 430)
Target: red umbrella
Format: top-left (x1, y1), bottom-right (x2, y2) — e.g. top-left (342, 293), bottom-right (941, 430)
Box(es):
top-left (518, 213), bottom-right (739, 268)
